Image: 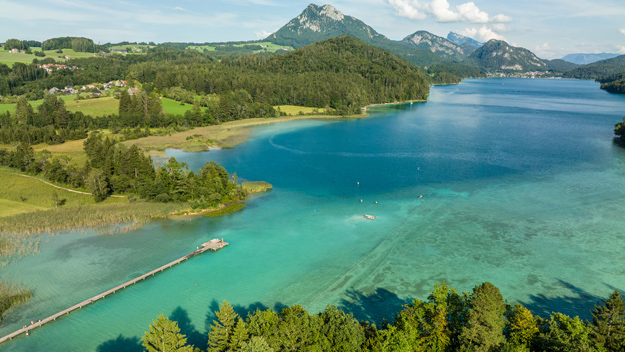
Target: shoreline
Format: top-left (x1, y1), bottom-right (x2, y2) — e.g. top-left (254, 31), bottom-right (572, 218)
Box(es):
top-left (130, 100), bottom-right (429, 154)
top-left (127, 112), bottom-right (371, 153)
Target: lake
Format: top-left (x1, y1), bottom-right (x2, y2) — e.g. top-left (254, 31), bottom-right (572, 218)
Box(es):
top-left (2, 78), bottom-right (625, 351)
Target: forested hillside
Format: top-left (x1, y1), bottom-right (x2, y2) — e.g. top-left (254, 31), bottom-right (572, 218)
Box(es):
top-left (126, 35), bottom-right (430, 114)
top-left (598, 71), bottom-right (625, 94)
top-left (563, 55), bottom-right (625, 79)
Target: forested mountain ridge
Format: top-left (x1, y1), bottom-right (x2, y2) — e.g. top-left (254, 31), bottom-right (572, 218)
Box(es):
top-left (129, 35), bottom-right (430, 114)
top-left (563, 55), bottom-right (625, 79)
top-left (401, 30), bottom-right (467, 61)
top-left (465, 39), bottom-right (547, 72)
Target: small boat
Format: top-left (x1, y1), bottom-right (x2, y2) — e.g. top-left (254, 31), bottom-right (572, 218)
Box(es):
top-left (364, 214), bottom-right (375, 220)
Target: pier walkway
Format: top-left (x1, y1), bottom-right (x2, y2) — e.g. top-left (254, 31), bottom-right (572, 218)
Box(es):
top-left (0, 238), bottom-right (228, 345)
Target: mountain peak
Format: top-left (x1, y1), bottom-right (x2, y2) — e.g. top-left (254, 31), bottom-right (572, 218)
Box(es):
top-left (467, 39), bottom-right (547, 72)
top-left (447, 32), bottom-right (483, 48)
top-left (319, 4), bottom-right (344, 21)
top-left (401, 30), bottom-right (467, 60)
top-left (289, 4), bottom-right (345, 33)
top-left (270, 3), bottom-right (388, 49)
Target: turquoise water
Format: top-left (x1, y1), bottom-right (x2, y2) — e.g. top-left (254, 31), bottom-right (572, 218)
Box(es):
top-left (2, 78), bottom-right (625, 351)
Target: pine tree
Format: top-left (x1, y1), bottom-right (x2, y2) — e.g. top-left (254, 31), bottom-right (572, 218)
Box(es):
top-left (142, 314), bottom-right (192, 352)
top-left (590, 290), bottom-right (625, 351)
top-left (208, 300), bottom-right (239, 352)
top-left (460, 282), bottom-right (506, 351)
top-left (505, 304), bottom-right (538, 346)
top-left (230, 319), bottom-right (250, 350)
top-left (119, 90), bottom-right (132, 117)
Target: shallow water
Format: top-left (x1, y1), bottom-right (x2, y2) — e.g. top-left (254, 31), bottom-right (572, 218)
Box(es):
top-left (2, 78), bottom-right (625, 351)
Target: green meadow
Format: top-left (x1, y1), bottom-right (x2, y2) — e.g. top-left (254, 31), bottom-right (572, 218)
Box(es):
top-left (275, 105), bottom-right (319, 116)
top-left (0, 48), bottom-right (95, 67)
top-left (1, 96), bottom-right (203, 117)
top-left (188, 42), bottom-right (293, 53)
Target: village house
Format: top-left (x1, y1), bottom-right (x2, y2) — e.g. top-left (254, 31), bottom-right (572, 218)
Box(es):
top-left (110, 48), bottom-right (127, 54)
top-left (49, 87), bottom-right (60, 94)
top-left (9, 48), bottom-right (18, 53)
top-left (90, 90), bottom-right (103, 97)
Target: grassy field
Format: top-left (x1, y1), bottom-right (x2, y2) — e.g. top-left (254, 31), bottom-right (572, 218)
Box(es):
top-left (1, 96), bottom-right (201, 117)
top-left (0, 199), bottom-right (47, 217)
top-left (66, 97), bottom-right (118, 116)
top-left (188, 42), bottom-right (293, 54)
top-left (275, 105), bottom-right (320, 116)
top-left (160, 98), bottom-right (204, 115)
top-left (108, 44), bottom-right (151, 52)
top-left (0, 166), bottom-right (125, 212)
top-left (0, 48), bottom-right (95, 67)
top-left (1, 95), bottom-right (95, 114)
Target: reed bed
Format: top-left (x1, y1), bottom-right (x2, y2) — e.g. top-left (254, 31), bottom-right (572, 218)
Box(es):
top-left (0, 202), bottom-right (189, 263)
top-left (0, 281), bottom-right (32, 321)
top-left (242, 181), bottom-right (273, 193)
top-left (203, 203), bottom-right (246, 217)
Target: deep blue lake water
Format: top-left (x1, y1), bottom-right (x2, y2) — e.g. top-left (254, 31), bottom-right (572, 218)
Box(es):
top-left (2, 78), bottom-right (625, 351)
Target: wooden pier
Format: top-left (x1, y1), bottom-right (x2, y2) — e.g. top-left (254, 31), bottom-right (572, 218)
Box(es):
top-left (0, 238), bottom-right (228, 345)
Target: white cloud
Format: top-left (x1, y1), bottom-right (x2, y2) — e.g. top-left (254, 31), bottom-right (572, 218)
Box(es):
top-left (534, 42), bottom-right (555, 58)
top-left (174, 7), bottom-right (186, 12)
top-left (385, 0), bottom-right (512, 23)
top-left (255, 30), bottom-right (272, 39)
top-left (620, 28), bottom-right (625, 36)
top-left (386, 0), bottom-right (427, 20)
top-left (425, 0), bottom-right (460, 22)
top-left (456, 2), bottom-right (488, 23)
top-left (617, 46), bottom-right (625, 54)
top-left (460, 24), bottom-right (506, 42)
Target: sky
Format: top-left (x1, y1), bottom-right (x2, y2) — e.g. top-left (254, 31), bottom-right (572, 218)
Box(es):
top-left (0, 0), bottom-right (624, 59)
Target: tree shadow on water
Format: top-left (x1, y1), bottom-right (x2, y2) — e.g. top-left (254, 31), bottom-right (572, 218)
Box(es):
top-left (205, 300), bottom-right (278, 332)
top-left (96, 334), bottom-right (142, 352)
top-left (170, 306), bottom-right (207, 349)
top-left (338, 288), bottom-right (412, 326)
top-left (519, 279), bottom-right (620, 320)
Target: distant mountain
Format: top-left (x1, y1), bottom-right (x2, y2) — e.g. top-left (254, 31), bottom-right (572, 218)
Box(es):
top-left (447, 32), bottom-right (483, 48)
top-left (563, 55), bottom-right (625, 79)
top-left (401, 31), bottom-right (467, 61)
top-left (267, 4), bottom-right (442, 66)
top-left (465, 40), bottom-right (547, 72)
top-left (561, 53), bottom-right (620, 65)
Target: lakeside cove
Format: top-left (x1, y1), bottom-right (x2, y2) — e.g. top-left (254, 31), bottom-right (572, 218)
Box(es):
top-left (1, 79), bottom-right (625, 351)
top-left (0, 239), bottom-right (228, 345)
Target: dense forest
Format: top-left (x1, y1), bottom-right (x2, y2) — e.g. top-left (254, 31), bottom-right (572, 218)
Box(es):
top-left (141, 281), bottom-right (625, 352)
top-left (128, 36), bottom-right (430, 114)
top-left (41, 36), bottom-right (104, 53)
top-left (598, 71), bottom-right (625, 94)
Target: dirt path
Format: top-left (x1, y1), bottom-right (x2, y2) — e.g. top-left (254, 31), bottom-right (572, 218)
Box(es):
top-left (19, 174), bottom-right (126, 198)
